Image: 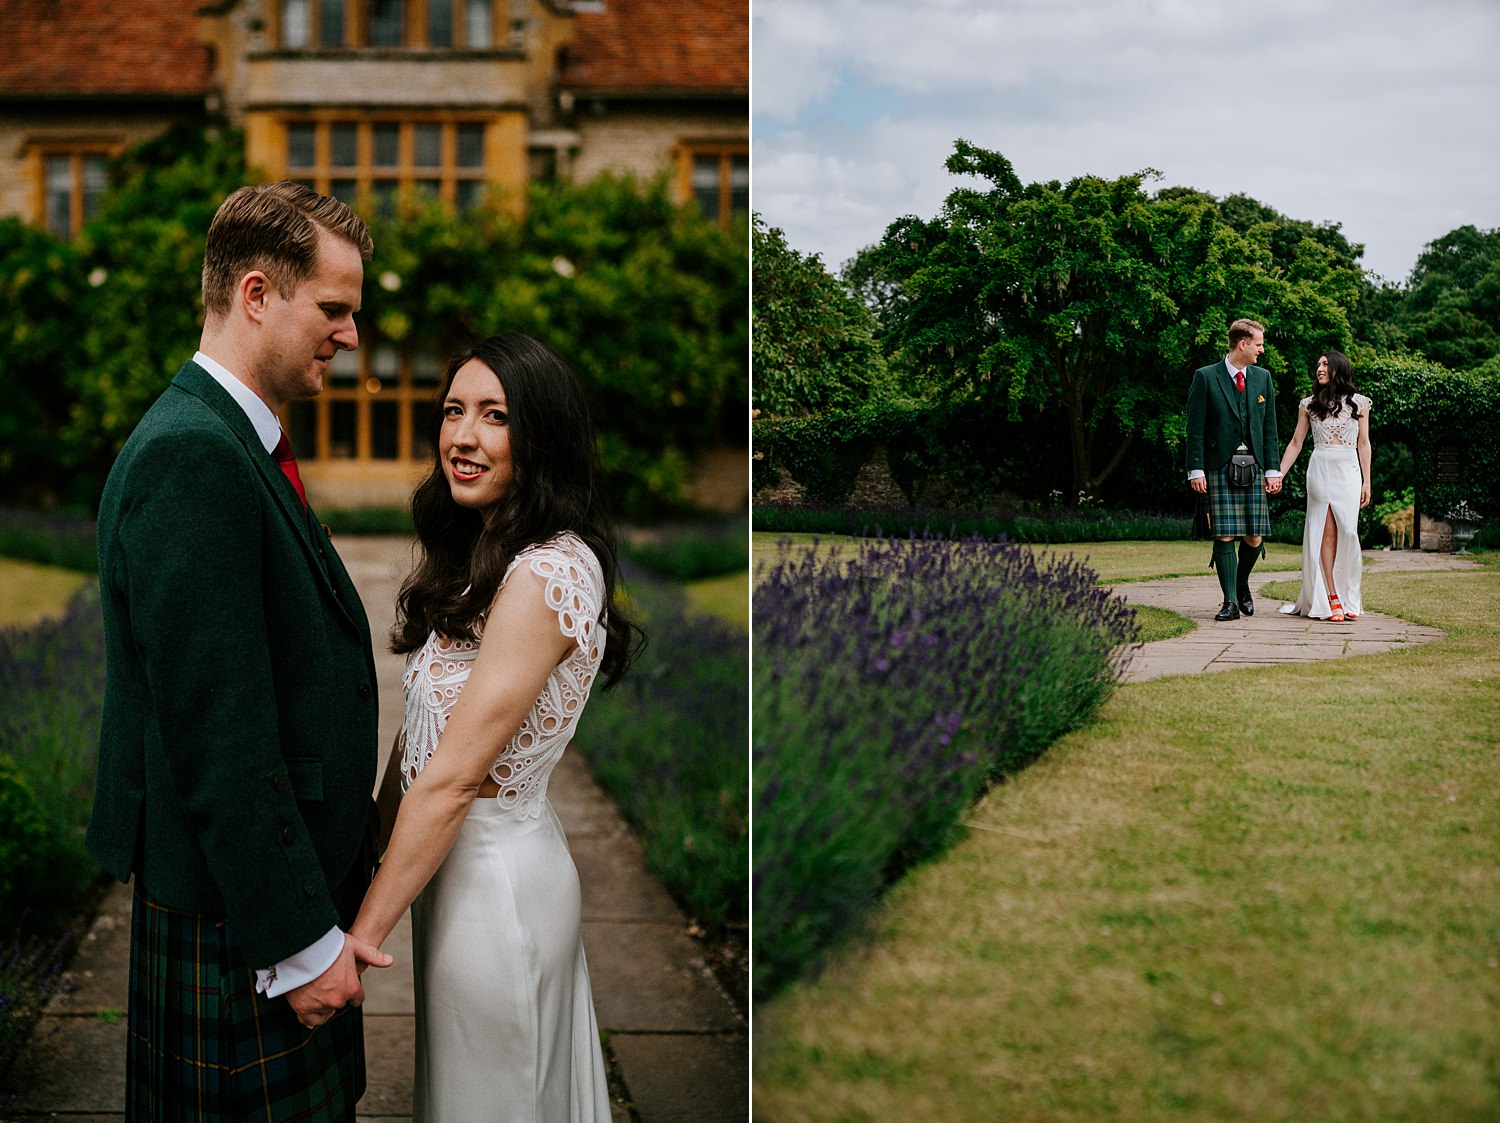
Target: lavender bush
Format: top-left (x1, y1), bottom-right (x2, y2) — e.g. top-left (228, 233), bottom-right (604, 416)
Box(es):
top-left (752, 533), bottom-right (1138, 1000)
top-left (0, 587), bottom-right (105, 923)
top-left (574, 566), bottom-right (748, 928)
top-left (0, 928), bottom-right (75, 1099)
top-left (0, 588), bottom-right (105, 1088)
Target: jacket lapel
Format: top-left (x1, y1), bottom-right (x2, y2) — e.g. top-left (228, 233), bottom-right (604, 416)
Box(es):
top-left (1215, 360), bottom-right (1243, 424)
top-left (170, 362), bottom-right (360, 634)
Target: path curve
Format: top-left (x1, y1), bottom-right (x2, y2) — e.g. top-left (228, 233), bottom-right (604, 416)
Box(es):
top-left (1112, 549), bottom-right (1480, 682)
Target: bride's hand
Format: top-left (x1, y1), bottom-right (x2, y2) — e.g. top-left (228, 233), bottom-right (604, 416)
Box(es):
top-left (1360, 484), bottom-right (1371, 507)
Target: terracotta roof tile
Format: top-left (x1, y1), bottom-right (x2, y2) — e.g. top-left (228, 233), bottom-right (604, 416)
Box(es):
top-left (564, 0), bottom-right (747, 96)
top-left (0, 0), bottom-right (213, 98)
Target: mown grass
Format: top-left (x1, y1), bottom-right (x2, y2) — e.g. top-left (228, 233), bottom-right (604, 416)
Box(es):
top-left (753, 533), bottom-right (1303, 586)
top-left (1132, 604), bottom-right (1195, 644)
top-left (0, 560), bottom-right (88, 629)
top-left (684, 570), bottom-right (748, 626)
top-left (753, 566), bottom-right (1500, 1123)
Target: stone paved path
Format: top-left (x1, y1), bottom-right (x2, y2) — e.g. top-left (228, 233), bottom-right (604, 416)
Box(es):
top-left (1113, 548), bottom-right (1479, 683)
top-left (3, 537), bottom-right (747, 1122)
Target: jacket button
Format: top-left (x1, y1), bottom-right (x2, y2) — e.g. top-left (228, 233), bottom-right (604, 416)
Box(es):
top-left (303, 881), bottom-right (316, 898)
top-left (281, 826), bottom-right (295, 844)
top-left (271, 774), bottom-right (286, 793)
top-left (358, 682), bottom-right (371, 699)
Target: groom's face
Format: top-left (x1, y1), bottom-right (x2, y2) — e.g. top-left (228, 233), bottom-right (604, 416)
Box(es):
top-left (1234, 330), bottom-right (1265, 367)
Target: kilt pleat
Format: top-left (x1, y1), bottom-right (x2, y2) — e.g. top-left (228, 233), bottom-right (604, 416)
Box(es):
top-left (1205, 462), bottom-right (1270, 538)
top-left (128, 884), bottom-right (364, 1122)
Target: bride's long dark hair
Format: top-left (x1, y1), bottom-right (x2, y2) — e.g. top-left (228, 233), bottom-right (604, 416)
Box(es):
top-left (391, 333), bottom-right (642, 689)
top-left (1307, 350), bottom-right (1361, 422)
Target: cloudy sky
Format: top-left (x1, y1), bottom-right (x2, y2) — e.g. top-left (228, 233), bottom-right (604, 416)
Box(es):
top-left (752, 0), bottom-right (1500, 285)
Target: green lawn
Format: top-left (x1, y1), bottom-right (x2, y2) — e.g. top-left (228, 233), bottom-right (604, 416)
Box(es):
top-left (753, 532), bottom-right (1303, 585)
top-left (754, 561), bottom-right (1500, 1123)
top-left (685, 570), bottom-right (748, 627)
top-left (0, 559), bottom-right (88, 628)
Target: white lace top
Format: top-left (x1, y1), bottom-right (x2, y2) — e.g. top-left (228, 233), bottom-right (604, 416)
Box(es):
top-left (1302, 393), bottom-right (1371, 448)
top-left (398, 532), bottom-right (606, 819)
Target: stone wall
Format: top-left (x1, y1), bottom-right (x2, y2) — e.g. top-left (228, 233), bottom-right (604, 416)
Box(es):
top-left (1419, 515), bottom-right (1453, 552)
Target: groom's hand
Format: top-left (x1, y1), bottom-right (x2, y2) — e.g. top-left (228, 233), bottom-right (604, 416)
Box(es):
top-left (287, 932), bottom-right (394, 1029)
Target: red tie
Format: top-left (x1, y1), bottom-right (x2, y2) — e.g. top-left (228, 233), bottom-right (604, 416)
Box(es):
top-left (1235, 368), bottom-right (1245, 393)
top-left (272, 431), bottom-right (307, 509)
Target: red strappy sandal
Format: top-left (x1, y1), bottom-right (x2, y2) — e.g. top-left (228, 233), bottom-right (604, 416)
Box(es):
top-left (1327, 593), bottom-right (1346, 623)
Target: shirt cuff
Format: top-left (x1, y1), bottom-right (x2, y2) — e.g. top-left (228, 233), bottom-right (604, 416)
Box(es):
top-left (1187, 470), bottom-right (1205, 481)
top-left (1264, 470), bottom-right (1282, 479)
top-left (255, 926), bottom-right (344, 998)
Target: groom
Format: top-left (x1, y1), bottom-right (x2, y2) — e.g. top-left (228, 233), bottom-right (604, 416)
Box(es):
top-left (88, 182), bottom-right (391, 1119)
top-left (1185, 318), bottom-right (1283, 620)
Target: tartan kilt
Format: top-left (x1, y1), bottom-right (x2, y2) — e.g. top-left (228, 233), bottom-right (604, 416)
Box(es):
top-left (127, 885), bottom-right (365, 1122)
top-left (1205, 461), bottom-right (1270, 538)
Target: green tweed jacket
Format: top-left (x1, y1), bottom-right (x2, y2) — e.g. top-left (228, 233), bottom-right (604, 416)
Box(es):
top-left (87, 360), bottom-right (380, 968)
top-left (1185, 359), bottom-right (1280, 474)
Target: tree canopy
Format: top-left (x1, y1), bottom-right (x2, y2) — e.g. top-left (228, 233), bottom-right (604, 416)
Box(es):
top-left (1392, 225), bottom-right (1500, 372)
top-left (854, 138), bottom-right (1358, 501)
top-left (751, 215), bottom-right (887, 416)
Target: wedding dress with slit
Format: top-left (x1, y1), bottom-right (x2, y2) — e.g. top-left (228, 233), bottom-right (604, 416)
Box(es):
top-left (1280, 394), bottom-right (1370, 620)
top-left (397, 532), bottom-right (611, 1122)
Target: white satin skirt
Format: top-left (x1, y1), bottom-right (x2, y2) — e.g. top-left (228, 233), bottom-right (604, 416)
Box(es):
top-left (1281, 445), bottom-right (1363, 619)
top-left (409, 797), bottom-right (610, 1122)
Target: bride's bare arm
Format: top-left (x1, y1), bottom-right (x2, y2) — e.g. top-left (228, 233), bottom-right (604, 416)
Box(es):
top-left (349, 567), bottom-right (575, 952)
top-left (1357, 408), bottom-right (1373, 506)
top-left (1277, 404), bottom-right (1310, 477)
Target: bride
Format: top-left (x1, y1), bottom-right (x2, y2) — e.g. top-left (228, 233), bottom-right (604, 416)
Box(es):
top-left (1276, 350), bottom-right (1372, 622)
top-left (351, 333), bottom-right (641, 1120)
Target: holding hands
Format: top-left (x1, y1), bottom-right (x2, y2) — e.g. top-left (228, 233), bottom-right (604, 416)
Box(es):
top-left (286, 931), bottom-right (394, 1030)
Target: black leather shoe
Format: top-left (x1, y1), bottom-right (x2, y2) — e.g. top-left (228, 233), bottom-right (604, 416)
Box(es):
top-left (1237, 595), bottom-right (1254, 616)
top-left (1215, 601), bottom-right (1241, 621)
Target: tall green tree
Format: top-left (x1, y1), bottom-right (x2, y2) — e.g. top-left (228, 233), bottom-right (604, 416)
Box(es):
top-left (865, 139), bottom-right (1356, 501)
top-left (751, 215), bottom-right (887, 416)
top-left (1395, 225), bottom-right (1500, 371)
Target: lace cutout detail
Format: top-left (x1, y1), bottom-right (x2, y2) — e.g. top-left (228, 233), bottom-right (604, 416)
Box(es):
top-left (399, 532), bottom-right (606, 819)
top-left (1303, 394), bottom-right (1370, 448)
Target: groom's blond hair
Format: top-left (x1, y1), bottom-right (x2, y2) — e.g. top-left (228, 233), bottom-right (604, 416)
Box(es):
top-left (1227, 318), bottom-right (1265, 349)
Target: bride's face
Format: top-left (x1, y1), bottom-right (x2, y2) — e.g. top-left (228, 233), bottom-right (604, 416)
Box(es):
top-left (1315, 356), bottom-right (1330, 385)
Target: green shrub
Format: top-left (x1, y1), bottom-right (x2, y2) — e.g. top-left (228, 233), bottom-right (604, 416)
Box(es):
top-left (0, 508), bottom-right (99, 573)
top-left (753, 502), bottom-right (1193, 543)
top-left (319, 507), bottom-right (416, 536)
top-left (1, 129), bottom-right (748, 518)
top-left (622, 518), bottom-right (748, 581)
top-left (0, 758), bottom-right (53, 921)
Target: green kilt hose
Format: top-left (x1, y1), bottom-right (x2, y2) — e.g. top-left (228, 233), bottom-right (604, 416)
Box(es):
top-left (1205, 462), bottom-right (1271, 539)
top-left (128, 886), bottom-right (364, 1122)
